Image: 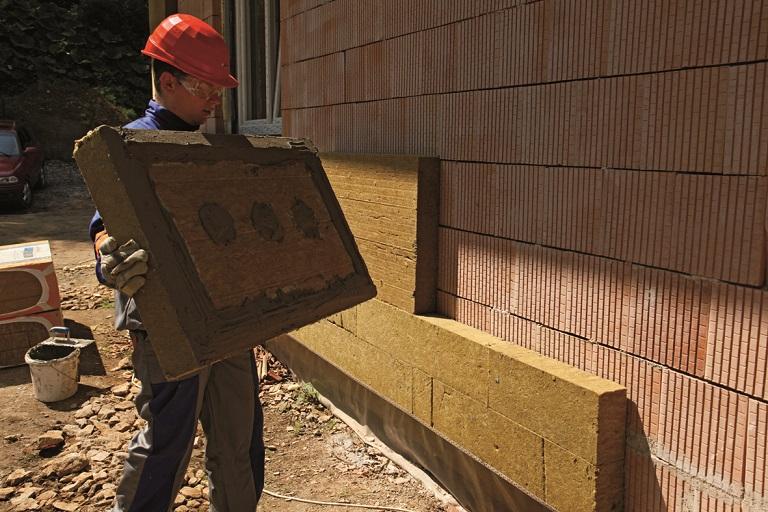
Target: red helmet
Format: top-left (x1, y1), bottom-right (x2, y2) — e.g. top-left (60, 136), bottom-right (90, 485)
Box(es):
top-left (142, 14), bottom-right (238, 89)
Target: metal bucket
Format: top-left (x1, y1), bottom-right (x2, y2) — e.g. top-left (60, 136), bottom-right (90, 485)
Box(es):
top-left (25, 343), bottom-right (80, 402)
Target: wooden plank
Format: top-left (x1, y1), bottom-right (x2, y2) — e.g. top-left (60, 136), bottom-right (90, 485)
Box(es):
top-left (74, 127), bottom-right (376, 379)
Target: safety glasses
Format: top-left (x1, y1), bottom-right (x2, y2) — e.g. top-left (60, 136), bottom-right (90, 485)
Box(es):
top-left (179, 76), bottom-right (224, 102)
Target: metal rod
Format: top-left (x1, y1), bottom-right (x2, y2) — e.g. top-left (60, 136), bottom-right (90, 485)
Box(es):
top-left (225, 0), bottom-right (238, 133)
top-left (265, 0), bottom-right (275, 123)
top-left (234, 0), bottom-right (251, 122)
top-left (273, 43), bottom-right (281, 120)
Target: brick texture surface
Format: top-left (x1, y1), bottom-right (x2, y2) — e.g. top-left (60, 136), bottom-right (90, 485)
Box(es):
top-left (443, 290), bottom-right (768, 503)
top-left (280, 0), bottom-right (768, 509)
top-left (285, 66), bottom-right (768, 175)
top-left (440, 163), bottom-right (767, 284)
top-left (438, 230), bottom-right (768, 402)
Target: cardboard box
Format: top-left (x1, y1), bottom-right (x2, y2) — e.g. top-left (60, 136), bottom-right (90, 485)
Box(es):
top-left (0, 240), bottom-right (62, 320)
top-left (0, 309), bottom-right (64, 368)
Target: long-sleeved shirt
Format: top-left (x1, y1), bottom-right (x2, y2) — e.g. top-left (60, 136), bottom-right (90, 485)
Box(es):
top-left (89, 99), bottom-right (199, 331)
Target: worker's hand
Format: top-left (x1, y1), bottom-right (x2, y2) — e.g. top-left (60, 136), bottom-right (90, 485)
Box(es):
top-left (99, 237), bottom-right (149, 297)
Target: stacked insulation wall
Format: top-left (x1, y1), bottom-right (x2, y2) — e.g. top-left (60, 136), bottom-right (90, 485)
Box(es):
top-left (280, 1), bottom-right (768, 510)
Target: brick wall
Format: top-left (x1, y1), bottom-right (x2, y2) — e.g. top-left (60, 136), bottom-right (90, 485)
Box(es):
top-left (280, 0), bottom-right (768, 510)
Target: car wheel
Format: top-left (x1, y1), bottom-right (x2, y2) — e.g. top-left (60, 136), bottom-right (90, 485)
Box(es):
top-left (19, 181), bottom-right (33, 209)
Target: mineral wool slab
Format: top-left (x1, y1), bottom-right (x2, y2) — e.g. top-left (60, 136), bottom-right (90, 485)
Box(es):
top-left (74, 126), bottom-right (376, 379)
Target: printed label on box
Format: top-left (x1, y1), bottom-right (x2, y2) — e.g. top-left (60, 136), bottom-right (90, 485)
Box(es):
top-left (0, 241), bottom-right (52, 266)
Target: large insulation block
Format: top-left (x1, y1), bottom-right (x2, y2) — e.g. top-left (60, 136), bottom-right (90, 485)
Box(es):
top-left (321, 153), bottom-right (439, 314)
top-left (0, 240), bottom-right (61, 320)
top-left (74, 126), bottom-right (376, 378)
top-left (0, 240), bottom-right (64, 367)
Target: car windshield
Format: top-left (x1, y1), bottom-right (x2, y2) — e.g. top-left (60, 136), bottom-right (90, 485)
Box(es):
top-left (0, 132), bottom-right (20, 156)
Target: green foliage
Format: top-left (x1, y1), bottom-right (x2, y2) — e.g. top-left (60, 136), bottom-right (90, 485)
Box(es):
top-left (296, 382), bottom-right (320, 406)
top-left (0, 0), bottom-right (149, 115)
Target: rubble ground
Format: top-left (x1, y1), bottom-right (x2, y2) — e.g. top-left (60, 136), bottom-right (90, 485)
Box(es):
top-left (0, 161), bottom-right (452, 512)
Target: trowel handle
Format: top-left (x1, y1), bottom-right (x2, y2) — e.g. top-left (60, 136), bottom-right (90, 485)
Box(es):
top-left (50, 326), bottom-right (71, 341)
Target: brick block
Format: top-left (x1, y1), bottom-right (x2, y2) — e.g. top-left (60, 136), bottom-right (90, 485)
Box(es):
top-left (544, 440), bottom-right (624, 512)
top-left (607, 351), bottom-right (653, 436)
top-left (487, 305), bottom-right (543, 353)
top-left (624, 447), bottom-right (697, 512)
top-left (458, 65), bottom-right (768, 173)
top-left (488, 340), bottom-right (626, 466)
top-left (699, 488), bottom-right (746, 512)
top-left (606, 0), bottom-right (768, 75)
top-left (201, 0), bottom-right (220, 22)
top-left (279, 0), bottom-right (318, 20)
top-left (706, 283), bottom-right (768, 400)
top-left (744, 399), bottom-right (767, 498)
top-left (282, 53), bottom-right (345, 109)
top-left (437, 229), bottom-right (521, 314)
top-left (432, 380), bottom-right (545, 499)
top-left (440, 164), bottom-right (767, 286)
top-left (623, 267), bottom-right (712, 378)
top-left (280, 4), bottom-right (768, 512)
top-left (348, 0), bottom-right (385, 48)
top-left (285, 10), bottom-right (768, 175)
top-left (542, 0), bottom-right (607, 82)
top-left (539, 329), bottom-right (598, 374)
top-left (655, 370), bottom-right (751, 494)
top-left (281, 1), bottom-right (347, 62)
top-left (343, 45), bottom-right (365, 103)
top-left (493, 3), bottom-right (545, 87)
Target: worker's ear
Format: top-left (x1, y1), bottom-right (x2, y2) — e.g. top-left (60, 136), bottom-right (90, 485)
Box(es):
top-left (158, 71), bottom-right (179, 96)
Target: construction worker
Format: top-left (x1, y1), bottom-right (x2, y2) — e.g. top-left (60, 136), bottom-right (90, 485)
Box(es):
top-left (88, 14), bottom-right (264, 511)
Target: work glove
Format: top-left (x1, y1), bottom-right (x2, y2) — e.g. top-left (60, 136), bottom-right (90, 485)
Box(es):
top-left (99, 237), bottom-right (149, 297)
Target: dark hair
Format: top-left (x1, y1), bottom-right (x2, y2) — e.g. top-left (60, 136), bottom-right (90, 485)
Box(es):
top-left (151, 59), bottom-right (187, 93)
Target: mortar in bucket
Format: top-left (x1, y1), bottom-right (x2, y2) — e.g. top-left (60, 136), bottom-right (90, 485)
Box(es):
top-left (25, 339), bottom-right (80, 403)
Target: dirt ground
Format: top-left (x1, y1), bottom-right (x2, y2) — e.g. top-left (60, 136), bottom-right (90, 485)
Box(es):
top-left (0, 162), bottom-right (452, 511)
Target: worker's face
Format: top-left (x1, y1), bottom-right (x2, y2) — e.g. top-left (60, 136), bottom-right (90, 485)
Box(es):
top-left (157, 72), bottom-right (224, 126)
